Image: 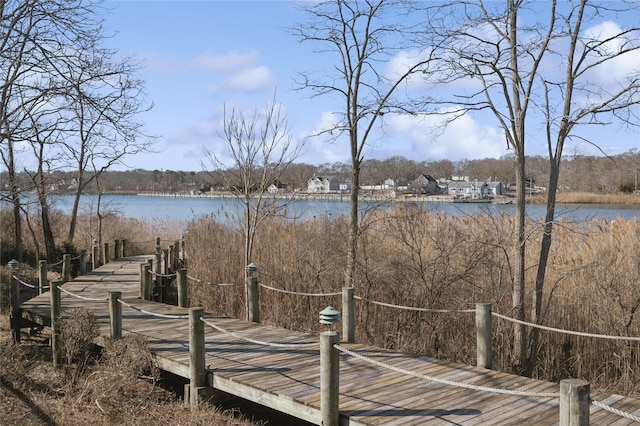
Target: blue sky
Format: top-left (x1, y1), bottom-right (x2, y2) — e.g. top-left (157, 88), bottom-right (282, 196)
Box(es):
top-left (103, 1), bottom-right (639, 172)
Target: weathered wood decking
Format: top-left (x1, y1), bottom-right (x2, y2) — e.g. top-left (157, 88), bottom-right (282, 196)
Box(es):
top-left (19, 257), bottom-right (640, 425)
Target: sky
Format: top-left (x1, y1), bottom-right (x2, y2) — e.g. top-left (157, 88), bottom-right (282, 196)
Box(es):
top-left (100, 0), bottom-right (640, 172)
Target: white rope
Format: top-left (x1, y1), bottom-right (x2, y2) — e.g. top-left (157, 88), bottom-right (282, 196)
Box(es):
top-left (70, 253), bottom-right (83, 261)
top-left (12, 275), bottom-right (49, 290)
top-left (258, 283), bottom-right (342, 297)
top-left (200, 317), bottom-right (318, 348)
top-left (334, 345), bottom-right (560, 398)
top-left (492, 312), bottom-right (640, 341)
top-left (48, 259), bottom-right (64, 267)
top-left (117, 299), bottom-right (190, 319)
top-left (354, 296), bottom-right (476, 313)
top-left (591, 398), bottom-right (640, 422)
top-left (186, 275), bottom-right (240, 286)
top-left (148, 270), bottom-right (177, 278)
top-left (58, 286), bottom-right (108, 301)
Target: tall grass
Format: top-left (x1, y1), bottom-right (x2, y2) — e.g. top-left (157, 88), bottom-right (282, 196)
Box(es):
top-left (4, 203), bottom-right (638, 396)
top-left (529, 191), bottom-right (640, 204)
top-left (183, 205), bottom-right (640, 396)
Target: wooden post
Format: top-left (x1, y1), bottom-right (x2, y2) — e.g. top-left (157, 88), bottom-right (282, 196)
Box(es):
top-left (8, 259), bottom-right (20, 343)
top-left (79, 250), bottom-right (87, 275)
top-left (114, 240), bottom-right (121, 260)
top-left (560, 379), bottom-right (590, 426)
top-left (320, 331), bottom-right (340, 426)
top-left (475, 302), bottom-right (493, 369)
top-left (342, 287), bottom-right (355, 343)
top-left (189, 307), bottom-right (205, 406)
top-left (62, 253), bottom-right (71, 283)
top-left (177, 268), bottom-right (188, 308)
top-left (103, 243), bottom-right (110, 264)
top-left (50, 281), bottom-right (61, 367)
top-left (179, 236), bottom-right (186, 266)
top-left (154, 243), bottom-right (162, 301)
top-left (140, 262), bottom-right (152, 300)
top-left (247, 275), bottom-right (259, 323)
top-left (162, 249), bottom-right (169, 275)
top-left (38, 260), bottom-right (48, 295)
top-left (168, 244), bottom-right (175, 272)
top-left (92, 240), bottom-right (99, 269)
top-left (121, 239), bottom-right (127, 258)
top-left (109, 292), bottom-right (122, 340)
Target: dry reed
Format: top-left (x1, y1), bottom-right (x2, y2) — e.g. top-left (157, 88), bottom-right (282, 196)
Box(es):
top-left (183, 205), bottom-right (640, 396)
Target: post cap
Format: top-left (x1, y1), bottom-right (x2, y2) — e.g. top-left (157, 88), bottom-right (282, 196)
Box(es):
top-left (7, 259), bottom-right (19, 269)
top-left (319, 306), bottom-right (340, 325)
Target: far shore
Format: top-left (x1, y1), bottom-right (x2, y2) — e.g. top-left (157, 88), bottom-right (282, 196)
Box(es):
top-left (56, 190), bottom-right (640, 205)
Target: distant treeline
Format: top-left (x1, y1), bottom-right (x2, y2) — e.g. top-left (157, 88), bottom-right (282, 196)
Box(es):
top-left (3, 151), bottom-right (639, 195)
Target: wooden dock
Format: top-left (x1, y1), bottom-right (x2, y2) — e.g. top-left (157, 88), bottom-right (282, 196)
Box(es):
top-left (19, 257), bottom-right (640, 425)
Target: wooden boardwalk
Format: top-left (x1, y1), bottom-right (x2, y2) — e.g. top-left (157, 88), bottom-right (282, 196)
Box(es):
top-left (19, 257), bottom-right (640, 425)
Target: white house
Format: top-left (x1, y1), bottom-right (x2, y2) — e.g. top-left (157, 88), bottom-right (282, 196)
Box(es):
top-left (307, 176), bottom-right (341, 193)
top-left (448, 181), bottom-right (503, 199)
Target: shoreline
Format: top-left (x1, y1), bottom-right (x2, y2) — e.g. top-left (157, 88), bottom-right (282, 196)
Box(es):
top-left (51, 190), bottom-right (640, 206)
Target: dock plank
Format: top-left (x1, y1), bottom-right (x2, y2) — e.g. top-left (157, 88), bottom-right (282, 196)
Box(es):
top-left (19, 257), bottom-right (640, 425)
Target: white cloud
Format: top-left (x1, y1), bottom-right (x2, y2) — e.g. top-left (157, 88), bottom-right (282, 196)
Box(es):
top-left (191, 50), bottom-right (260, 73)
top-left (207, 66), bottom-right (275, 93)
top-left (297, 111), bottom-right (350, 164)
top-left (581, 21), bottom-right (639, 84)
top-left (385, 49), bottom-right (433, 88)
top-left (386, 112), bottom-right (508, 161)
top-left (225, 67), bottom-right (272, 92)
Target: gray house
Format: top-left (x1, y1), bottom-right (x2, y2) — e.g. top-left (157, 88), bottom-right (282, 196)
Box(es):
top-left (409, 174), bottom-right (442, 194)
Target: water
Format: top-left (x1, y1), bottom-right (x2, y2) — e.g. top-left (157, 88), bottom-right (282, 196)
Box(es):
top-left (48, 194), bottom-right (640, 223)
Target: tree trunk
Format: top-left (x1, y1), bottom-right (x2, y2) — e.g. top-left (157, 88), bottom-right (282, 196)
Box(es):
top-left (526, 160), bottom-right (559, 374)
top-left (67, 171), bottom-right (84, 242)
top-left (345, 156), bottom-right (360, 289)
top-left (40, 198), bottom-right (56, 262)
top-left (512, 151), bottom-right (527, 372)
top-left (6, 140), bottom-right (24, 260)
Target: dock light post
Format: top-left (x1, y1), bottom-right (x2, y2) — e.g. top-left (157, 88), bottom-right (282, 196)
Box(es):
top-left (246, 263), bottom-right (259, 323)
top-left (320, 306), bottom-right (340, 426)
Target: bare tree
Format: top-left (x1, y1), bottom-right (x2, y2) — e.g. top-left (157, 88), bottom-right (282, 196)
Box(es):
top-left (60, 40), bottom-right (154, 242)
top-left (292, 0), bottom-right (440, 290)
top-left (425, 0), bottom-right (639, 371)
top-left (1, 0), bottom-right (153, 260)
top-left (203, 97), bottom-right (302, 320)
top-left (528, 1), bottom-right (639, 372)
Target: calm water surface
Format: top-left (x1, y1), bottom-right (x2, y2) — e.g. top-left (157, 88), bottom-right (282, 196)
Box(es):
top-left (50, 194), bottom-right (640, 223)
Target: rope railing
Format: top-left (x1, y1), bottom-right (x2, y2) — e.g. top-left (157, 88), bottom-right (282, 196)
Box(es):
top-left (186, 274), bottom-right (241, 286)
top-left (58, 286), bottom-right (109, 302)
top-left (148, 270), bottom-right (177, 278)
top-left (47, 259), bottom-right (64, 268)
top-left (590, 398), bottom-right (640, 423)
top-left (258, 282), bottom-right (342, 297)
top-left (70, 253), bottom-right (84, 261)
top-left (354, 296), bottom-right (476, 313)
top-left (11, 252), bottom-right (639, 424)
top-left (200, 317), bottom-right (318, 348)
top-left (492, 312), bottom-right (640, 342)
top-left (12, 275), bottom-right (50, 290)
top-left (117, 299), bottom-right (190, 319)
top-left (334, 344), bottom-right (560, 398)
